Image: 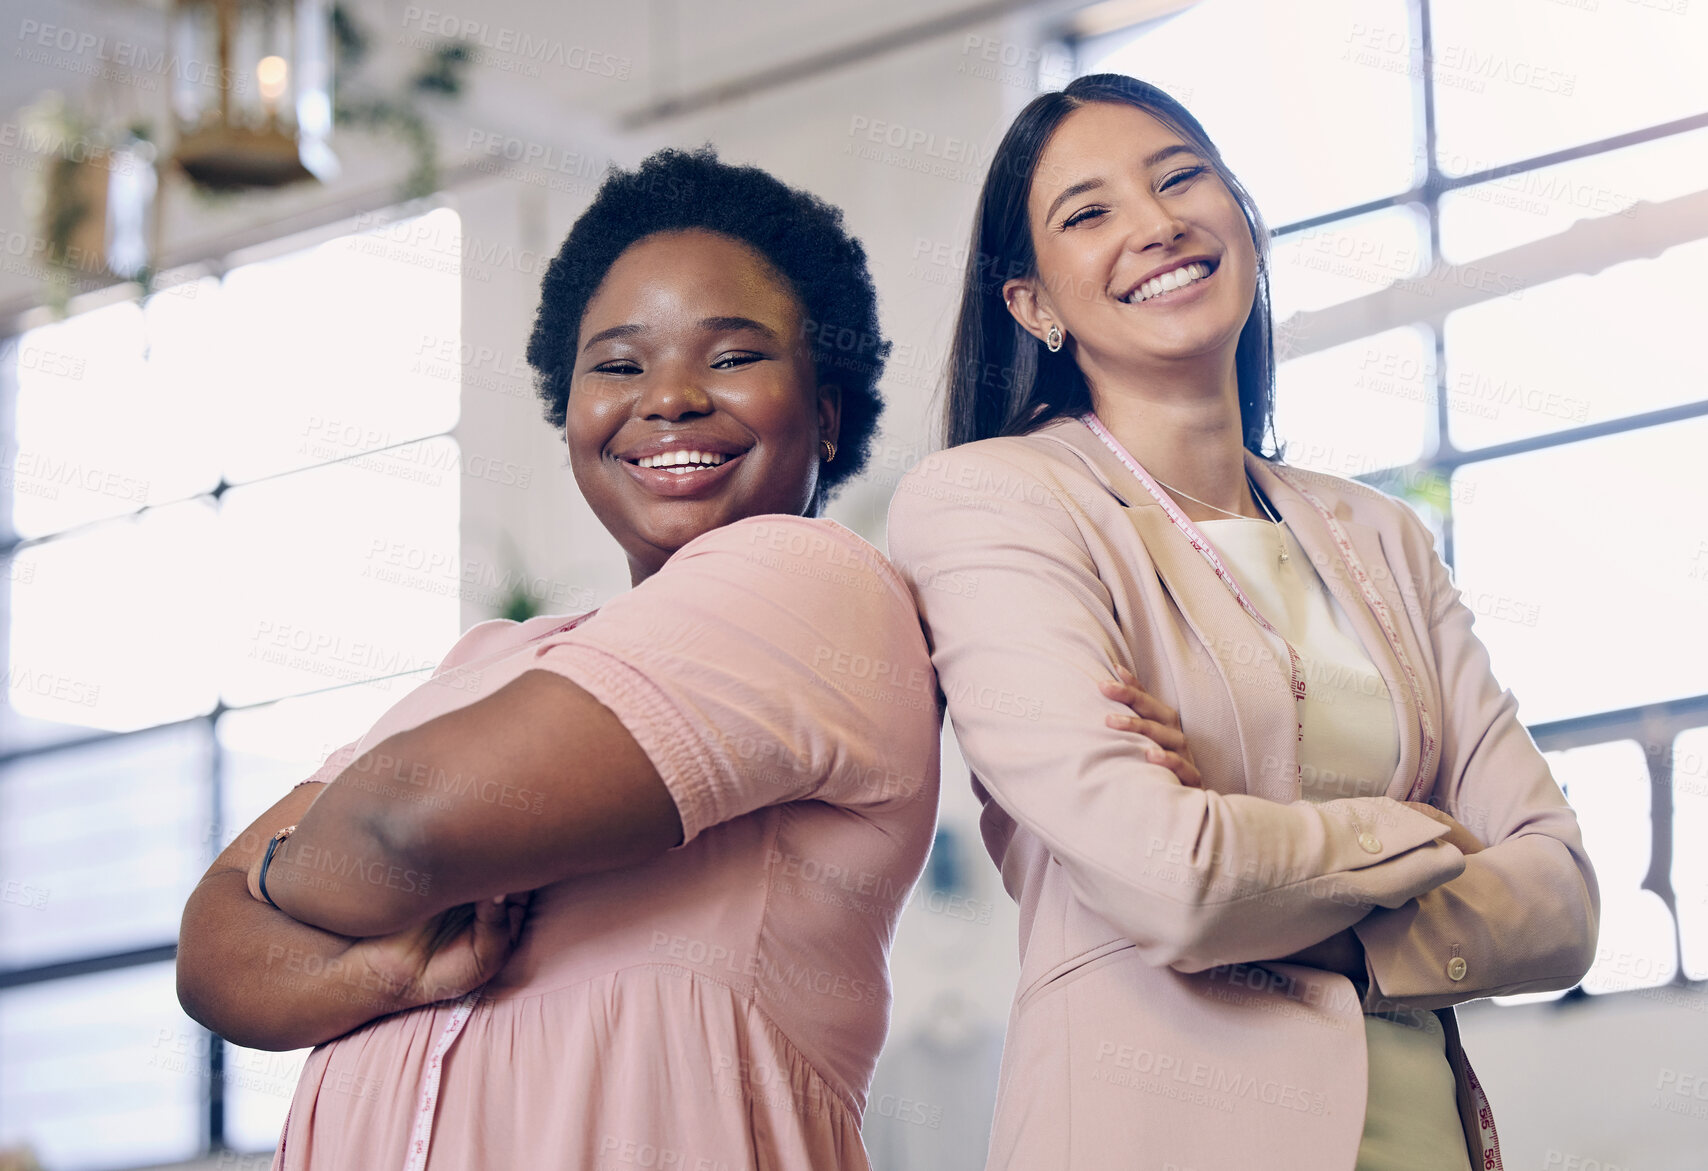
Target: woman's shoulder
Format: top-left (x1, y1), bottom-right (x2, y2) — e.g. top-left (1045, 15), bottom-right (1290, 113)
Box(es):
top-left (901, 419), bottom-right (1102, 481)
top-left (1258, 458), bottom-right (1444, 575)
top-left (1261, 458), bottom-right (1433, 534)
top-left (653, 514), bottom-right (920, 626)
top-left (670, 514), bottom-right (895, 575)
top-left (888, 421), bottom-right (1114, 542)
top-left (436, 611), bottom-right (594, 674)
top-left (674, 512), bottom-right (883, 560)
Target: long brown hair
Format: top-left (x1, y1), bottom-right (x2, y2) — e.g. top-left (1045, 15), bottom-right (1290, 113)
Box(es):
top-left (942, 73), bottom-right (1279, 456)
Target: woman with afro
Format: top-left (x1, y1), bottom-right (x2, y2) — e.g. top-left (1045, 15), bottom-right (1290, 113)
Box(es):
top-left (177, 147), bottom-right (942, 1170)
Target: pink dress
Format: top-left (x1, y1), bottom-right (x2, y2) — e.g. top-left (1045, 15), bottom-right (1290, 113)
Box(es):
top-left (267, 515), bottom-right (942, 1171)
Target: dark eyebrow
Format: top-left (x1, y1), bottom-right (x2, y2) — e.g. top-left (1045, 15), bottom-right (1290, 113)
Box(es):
top-left (1043, 178), bottom-right (1105, 228)
top-left (579, 316), bottom-right (778, 355)
top-left (1041, 144), bottom-right (1204, 225)
top-left (580, 323), bottom-right (643, 354)
top-left (698, 316), bottom-right (778, 339)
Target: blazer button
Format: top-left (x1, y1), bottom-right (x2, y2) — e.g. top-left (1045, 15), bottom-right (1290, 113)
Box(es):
top-left (1447, 956), bottom-right (1468, 981)
top-left (1358, 833), bottom-right (1382, 854)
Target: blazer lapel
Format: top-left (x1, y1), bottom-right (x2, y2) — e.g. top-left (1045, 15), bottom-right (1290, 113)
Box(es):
top-left (1034, 419), bottom-right (1299, 802)
top-left (1245, 453), bottom-right (1427, 801)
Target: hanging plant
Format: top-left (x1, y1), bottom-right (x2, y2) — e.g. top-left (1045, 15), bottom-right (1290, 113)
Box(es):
top-left (18, 95), bottom-right (157, 315)
top-left (19, 7), bottom-right (466, 312)
top-left (329, 3), bottom-right (472, 199)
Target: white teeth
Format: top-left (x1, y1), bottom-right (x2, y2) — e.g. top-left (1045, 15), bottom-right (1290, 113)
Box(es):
top-left (635, 449), bottom-right (730, 470)
top-left (1123, 262), bottom-right (1210, 304)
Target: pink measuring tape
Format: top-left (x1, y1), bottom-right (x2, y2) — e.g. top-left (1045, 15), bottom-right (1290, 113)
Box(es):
top-left (401, 990), bottom-right (483, 1171)
top-left (400, 612), bottom-right (594, 1170)
top-left (1264, 462), bottom-right (1441, 802)
top-left (273, 610), bottom-right (600, 1170)
top-left (1081, 412), bottom-right (1309, 749)
top-left (1079, 413), bottom-right (1439, 801)
top-left (1464, 1057), bottom-right (1504, 1169)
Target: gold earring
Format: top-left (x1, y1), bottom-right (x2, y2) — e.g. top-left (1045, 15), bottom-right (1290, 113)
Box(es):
top-left (1046, 324), bottom-right (1064, 353)
top-left (821, 439), bottom-right (837, 462)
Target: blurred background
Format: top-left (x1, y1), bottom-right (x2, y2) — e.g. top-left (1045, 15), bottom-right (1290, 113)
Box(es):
top-left (0, 0), bottom-right (1704, 1167)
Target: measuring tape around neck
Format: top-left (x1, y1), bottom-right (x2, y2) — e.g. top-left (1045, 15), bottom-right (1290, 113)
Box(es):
top-left (1079, 413), bottom-right (1438, 799)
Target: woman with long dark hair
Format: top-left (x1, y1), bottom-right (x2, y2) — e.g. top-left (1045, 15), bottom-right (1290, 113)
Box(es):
top-left (887, 74), bottom-right (1597, 1170)
top-left (177, 147), bottom-right (941, 1170)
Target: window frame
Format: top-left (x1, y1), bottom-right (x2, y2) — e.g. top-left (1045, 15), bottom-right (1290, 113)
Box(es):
top-left (0, 200), bottom-right (463, 1160)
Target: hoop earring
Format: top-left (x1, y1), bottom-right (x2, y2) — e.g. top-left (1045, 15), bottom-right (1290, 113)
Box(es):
top-left (1045, 324), bottom-right (1064, 353)
top-left (821, 439), bottom-right (837, 463)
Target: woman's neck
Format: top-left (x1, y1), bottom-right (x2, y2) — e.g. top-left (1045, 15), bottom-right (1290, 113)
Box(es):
top-left (1089, 376), bottom-right (1259, 523)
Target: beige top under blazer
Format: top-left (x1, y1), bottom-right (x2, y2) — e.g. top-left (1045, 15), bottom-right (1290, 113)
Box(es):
top-left (885, 416), bottom-right (1599, 1171)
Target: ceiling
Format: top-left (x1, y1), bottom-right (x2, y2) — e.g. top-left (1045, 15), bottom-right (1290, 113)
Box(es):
top-left (4, 0), bottom-right (1083, 142)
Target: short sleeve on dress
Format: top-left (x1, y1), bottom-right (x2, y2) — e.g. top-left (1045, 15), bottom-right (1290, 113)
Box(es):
top-left (293, 738), bottom-right (364, 789)
top-left (289, 612), bottom-right (586, 791)
top-left (525, 515), bottom-right (938, 846)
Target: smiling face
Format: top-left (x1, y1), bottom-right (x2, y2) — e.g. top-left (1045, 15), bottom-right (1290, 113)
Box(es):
top-left (566, 229), bottom-right (839, 584)
top-left (1007, 101), bottom-right (1259, 396)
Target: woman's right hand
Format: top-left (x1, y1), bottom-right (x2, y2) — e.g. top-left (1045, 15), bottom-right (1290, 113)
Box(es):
top-left (1400, 802), bottom-right (1486, 855)
top-left (348, 892), bottom-right (532, 1013)
top-left (1100, 666), bottom-right (1203, 788)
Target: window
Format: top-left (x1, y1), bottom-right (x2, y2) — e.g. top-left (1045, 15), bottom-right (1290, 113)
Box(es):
top-left (0, 206), bottom-right (462, 1167)
top-left (1078, 0), bottom-right (1422, 226)
top-left (0, 964), bottom-right (203, 1168)
top-left (1076, 0), bottom-right (1708, 1005)
top-left (1675, 728), bottom-right (1708, 981)
top-left (1428, 0), bottom-right (1708, 172)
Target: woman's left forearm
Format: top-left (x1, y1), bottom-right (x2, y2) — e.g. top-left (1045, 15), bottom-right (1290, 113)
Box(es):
top-left (261, 733), bottom-right (453, 936)
top-left (265, 669), bottom-right (683, 936)
top-left (1274, 926), bottom-right (1369, 985)
top-left (1351, 835), bottom-right (1597, 1010)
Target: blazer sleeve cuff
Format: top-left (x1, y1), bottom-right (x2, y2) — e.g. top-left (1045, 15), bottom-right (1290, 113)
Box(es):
top-left (1352, 843), bottom-right (1599, 1012)
top-left (1309, 798), bottom-right (1463, 909)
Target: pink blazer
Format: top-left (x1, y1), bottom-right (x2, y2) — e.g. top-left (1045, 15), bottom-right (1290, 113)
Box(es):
top-left (885, 416), bottom-right (1598, 1170)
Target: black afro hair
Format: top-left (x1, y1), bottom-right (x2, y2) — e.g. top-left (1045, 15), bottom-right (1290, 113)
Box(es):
top-left (525, 145), bottom-right (891, 502)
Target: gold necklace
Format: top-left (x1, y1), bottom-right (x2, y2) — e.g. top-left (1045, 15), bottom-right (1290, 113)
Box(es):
top-left (1154, 472), bottom-right (1291, 567)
